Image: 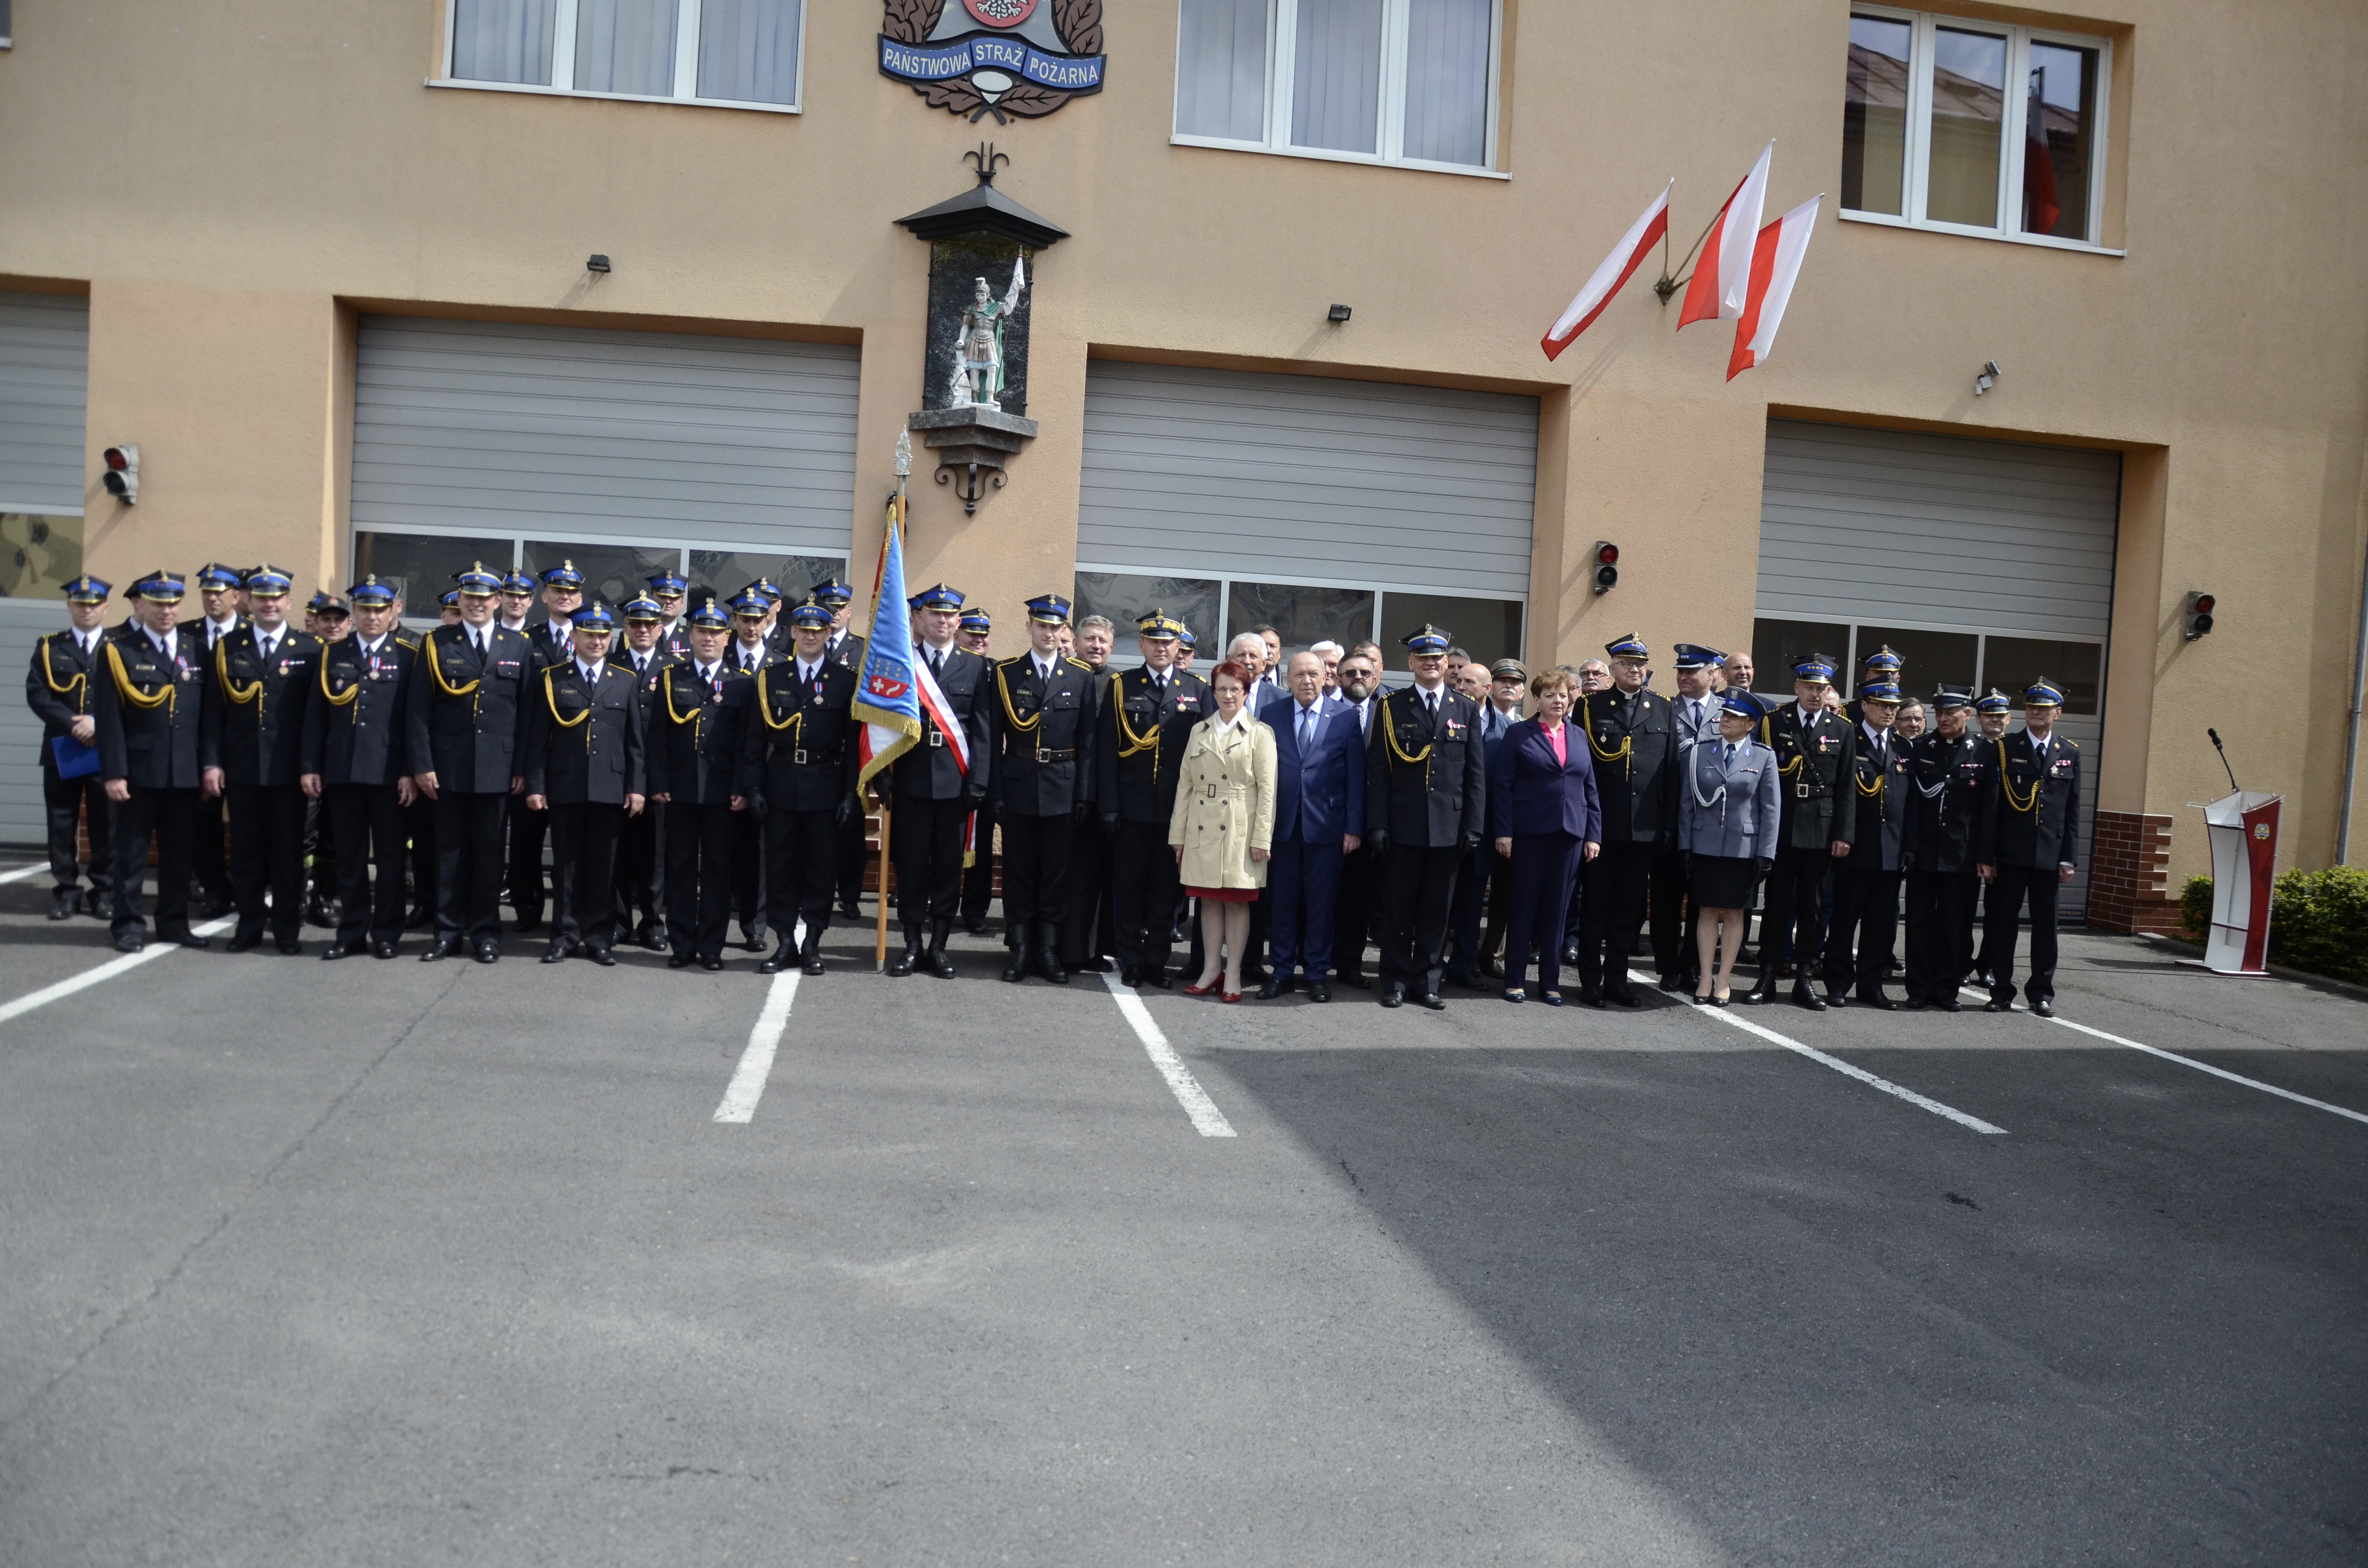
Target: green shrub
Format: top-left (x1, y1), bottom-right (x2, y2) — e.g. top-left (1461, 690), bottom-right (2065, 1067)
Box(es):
top-left (2268, 866), bottom-right (2368, 986)
top-left (2170, 867), bottom-right (2368, 983)
top-left (2180, 875), bottom-right (2213, 943)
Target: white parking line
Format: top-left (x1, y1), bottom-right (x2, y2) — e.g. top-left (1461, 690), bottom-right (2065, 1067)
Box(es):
top-left (1638, 970), bottom-right (2007, 1135)
top-left (1099, 973), bottom-right (1237, 1138)
top-left (0, 863), bottom-right (50, 886)
top-left (0, 916), bottom-right (239, 1027)
top-left (714, 970), bottom-right (798, 1125)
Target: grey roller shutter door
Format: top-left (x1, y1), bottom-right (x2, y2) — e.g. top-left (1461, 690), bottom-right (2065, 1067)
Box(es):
top-left (0, 291), bottom-right (89, 515)
top-left (1757, 419), bottom-right (2120, 914)
top-left (352, 317), bottom-right (860, 553)
top-left (0, 598), bottom-right (63, 847)
top-left (1079, 361), bottom-right (1538, 597)
top-left (1759, 419), bottom-right (2118, 639)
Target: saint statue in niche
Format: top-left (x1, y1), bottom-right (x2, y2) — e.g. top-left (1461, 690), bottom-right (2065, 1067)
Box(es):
top-left (951, 257), bottom-right (1026, 410)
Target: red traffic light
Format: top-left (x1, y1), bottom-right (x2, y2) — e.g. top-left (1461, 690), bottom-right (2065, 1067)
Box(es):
top-left (1591, 540), bottom-right (1620, 595)
top-left (100, 444), bottom-right (139, 503)
top-left (1596, 542), bottom-right (1620, 566)
top-left (104, 447), bottom-right (132, 471)
top-left (2192, 594), bottom-right (2214, 614)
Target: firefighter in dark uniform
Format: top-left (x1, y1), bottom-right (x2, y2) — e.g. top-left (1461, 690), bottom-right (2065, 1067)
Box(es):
top-left (300, 590), bottom-right (350, 928)
top-left (888, 583), bottom-right (992, 979)
top-left (1978, 678), bottom-right (2081, 1017)
top-left (811, 576), bottom-right (871, 921)
top-left (93, 570), bottom-right (211, 953)
top-left (718, 588), bottom-right (781, 949)
top-left (1900, 685), bottom-right (1987, 1011)
top-left (647, 569), bottom-right (692, 660)
top-left (643, 600), bottom-right (752, 972)
top-left (1061, 620), bottom-right (1120, 976)
top-left (304, 576), bottom-right (418, 959)
top-left (1746, 654), bottom-right (1857, 1009)
top-left (956, 604), bottom-right (999, 933)
top-left (409, 563), bottom-right (535, 963)
top-left (988, 592), bottom-right (1098, 985)
top-left (1573, 633), bottom-right (1678, 1008)
top-left (1845, 644), bottom-right (1904, 724)
top-left (742, 600), bottom-right (861, 975)
top-left (199, 564), bottom-right (322, 954)
top-left (184, 562), bottom-right (246, 918)
top-left (522, 603), bottom-right (645, 964)
top-left (1821, 679), bottom-right (1910, 1007)
top-left (1097, 609), bottom-right (1207, 988)
top-left (392, 593), bottom-right (436, 931)
top-left (611, 595), bottom-right (672, 951)
top-left (26, 574), bottom-right (115, 920)
top-left (1365, 623), bottom-right (1488, 1010)
top-left (506, 560), bottom-right (584, 933)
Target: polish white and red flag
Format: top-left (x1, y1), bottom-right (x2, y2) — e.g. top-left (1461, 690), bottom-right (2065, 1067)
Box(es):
top-left (1727, 194), bottom-right (1823, 380)
top-left (1677, 141), bottom-right (1773, 329)
top-left (1540, 180), bottom-right (1672, 360)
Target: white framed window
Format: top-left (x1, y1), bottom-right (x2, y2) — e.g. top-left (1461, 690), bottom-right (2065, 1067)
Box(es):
top-left (1840, 6), bottom-right (2113, 251)
top-left (1171, 0), bottom-right (1505, 178)
top-left (432, 0), bottom-right (806, 113)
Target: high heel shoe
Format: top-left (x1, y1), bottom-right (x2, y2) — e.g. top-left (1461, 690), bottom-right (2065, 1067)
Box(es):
top-left (1502, 989), bottom-right (1526, 1004)
top-left (1182, 978), bottom-right (1218, 997)
top-left (1538, 991), bottom-right (1565, 1007)
top-left (1220, 990), bottom-right (1243, 1004)
top-left (1693, 989), bottom-right (1716, 1005)
top-left (1712, 988), bottom-right (1733, 1007)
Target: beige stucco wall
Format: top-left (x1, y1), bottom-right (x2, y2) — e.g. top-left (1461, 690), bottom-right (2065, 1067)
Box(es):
top-left (2, 0), bottom-right (2365, 878)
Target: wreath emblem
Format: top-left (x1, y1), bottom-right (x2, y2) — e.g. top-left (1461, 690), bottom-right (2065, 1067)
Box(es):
top-left (881, 0), bottom-right (1105, 122)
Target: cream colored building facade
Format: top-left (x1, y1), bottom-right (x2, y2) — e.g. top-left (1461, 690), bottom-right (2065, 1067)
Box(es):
top-left (3, 0), bottom-right (2365, 929)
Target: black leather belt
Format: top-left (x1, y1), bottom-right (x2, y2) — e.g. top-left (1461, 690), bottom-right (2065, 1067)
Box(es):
top-left (1025, 746), bottom-right (1076, 762)
top-left (790, 747), bottom-right (843, 766)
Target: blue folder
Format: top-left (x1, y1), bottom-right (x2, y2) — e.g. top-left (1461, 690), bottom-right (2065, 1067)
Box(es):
top-left (50, 735), bottom-right (100, 780)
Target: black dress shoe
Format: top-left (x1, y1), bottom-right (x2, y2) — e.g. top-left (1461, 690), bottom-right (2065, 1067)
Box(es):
top-left (1579, 985), bottom-right (1605, 1009)
top-left (49, 888), bottom-right (76, 921)
top-left (639, 927), bottom-right (668, 953)
top-left (1984, 997), bottom-right (2012, 1013)
top-left (758, 940), bottom-right (796, 975)
top-left (115, 932), bottom-right (146, 954)
top-left (276, 938), bottom-right (302, 955)
top-left (405, 905), bottom-right (434, 931)
top-left (1241, 964), bottom-right (1270, 985)
top-left (1939, 997), bottom-right (1963, 1013)
top-left (1795, 985), bottom-right (1828, 1012)
top-left (1416, 991), bottom-right (1446, 1011)
top-left (1604, 986), bottom-right (1641, 1008)
top-left (1256, 976), bottom-right (1288, 1001)
top-left (540, 945), bottom-right (568, 965)
top-left (227, 931), bottom-right (262, 954)
top-left (321, 943), bottom-right (353, 961)
top-left (373, 940), bottom-right (399, 960)
top-left (78, 888), bottom-right (105, 916)
top-left (699, 955), bottom-right (725, 971)
top-left (667, 951), bottom-right (696, 969)
top-left (1858, 993), bottom-right (1897, 1011)
top-left (1825, 990), bottom-right (1849, 1009)
top-left (1339, 971), bottom-right (1370, 990)
top-left (200, 896), bottom-right (235, 920)
top-left (1657, 974), bottom-right (1685, 993)
top-left (1904, 997), bottom-right (1930, 1011)
top-left (475, 941), bottom-right (501, 965)
top-left (421, 938), bottom-right (457, 962)
top-left (1560, 943), bottom-right (1582, 967)
top-left (1380, 983), bottom-right (1405, 1008)
top-left (1443, 969), bottom-right (1484, 992)
top-left (1141, 968), bottom-right (1173, 990)
top-left (586, 948), bottom-right (616, 967)
top-left (1307, 979), bottom-right (1332, 1003)
top-left (801, 944), bottom-right (826, 978)
top-left (740, 930), bottom-right (766, 953)
top-left (889, 940), bottom-right (920, 978)
top-left (2031, 998), bottom-right (2054, 1017)
top-left (1743, 977), bottom-right (1778, 1005)
top-left (964, 917), bottom-right (989, 936)
top-left (172, 931), bottom-right (211, 950)
top-left (1119, 964), bottom-right (1142, 987)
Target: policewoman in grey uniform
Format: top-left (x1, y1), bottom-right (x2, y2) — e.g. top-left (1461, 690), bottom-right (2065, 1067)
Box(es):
top-left (1677, 691), bottom-right (1781, 1004)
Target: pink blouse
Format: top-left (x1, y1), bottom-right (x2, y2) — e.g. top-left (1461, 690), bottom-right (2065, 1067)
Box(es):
top-left (1542, 720), bottom-right (1566, 766)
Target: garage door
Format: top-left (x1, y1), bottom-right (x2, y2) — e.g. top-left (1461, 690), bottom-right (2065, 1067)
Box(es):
top-left (1076, 362), bottom-right (1538, 671)
top-left (1, 290), bottom-right (92, 849)
top-left (351, 317), bottom-right (861, 612)
top-left (1753, 418), bottom-right (2120, 915)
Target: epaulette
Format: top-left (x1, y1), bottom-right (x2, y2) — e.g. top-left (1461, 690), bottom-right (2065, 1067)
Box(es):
top-left (1064, 656), bottom-right (1091, 672)
top-left (998, 654), bottom-right (1027, 667)
top-left (395, 631), bottom-right (421, 648)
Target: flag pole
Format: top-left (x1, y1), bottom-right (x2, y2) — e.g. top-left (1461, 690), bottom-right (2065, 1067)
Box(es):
top-left (875, 433), bottom-right (912, 972)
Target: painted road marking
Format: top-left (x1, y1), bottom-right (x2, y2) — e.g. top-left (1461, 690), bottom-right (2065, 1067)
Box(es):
top-left (1961, 988), bottom-right (2368, 1127)
top-left (1100, 972), bottom-right (1237, 1138)
top-left (0, 917), bottom-right (239, 1028)
top-left (714, 969), bottom-right (798, 1125)
top-left (0, 863), bottom-right (50, 886)
top-left (1640, 970), bottom-right (2007, 1135)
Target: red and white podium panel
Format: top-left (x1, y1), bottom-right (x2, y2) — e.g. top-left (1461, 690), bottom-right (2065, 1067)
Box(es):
top-left (2192, 790), bottom-right (2281, 976)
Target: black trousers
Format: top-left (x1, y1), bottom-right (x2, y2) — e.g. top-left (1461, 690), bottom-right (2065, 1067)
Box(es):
top-left (44, 764), bottom-right (112, 895)
top-left (404, 793), bottom-right (436, 915)
top-left (1649, 845), bottom-right (1691, 979)
top-left (763, 805), bottom-right (840, 935)
top-left (1380, 843), bottom-right (1461, 992)
top-left (226, 782), bottom-right (306, 941)
top-left (549, 801), bottom-right (623, 952)
top-left (305, 793), bottom-right (334, 902)
top-left (327, 782), bottom-right (407, 947)
top-left (1983, 864), bottom-right (2062, 1004)
top-left (1111, 818), bottom-right (1182, 973)
top-left (615, 803), bottom-right (663, 933)
top-left (731, 805), bottom-right (765, 937)
top-left (890, 796), bottom-right (969, 931)
top-left (1762, 842), bottom-right (1832, 980)
top-left (962, 800), bottom-right (996, 924)
top-left (192, 788), bottom-right (231, 906)
top-left (1578, 840), bottom-right (1655, 991)
top-left (111, 785), bottom-right (197, 941)
top-left (1824, 867), bottom-right (1903, 997)
top-left (664, 800), bottom-right (738, 960)
top-left (433, 790), bottom-right (510, 943)
top-left (1446, 841), bottom-right (1493, 979)
top-left (506, 799), bottom-right (549, 924)
top-left (1061, 811), bottom-right (1112, 965)
top-left (836, 806), bottom-right (868, 908)
top-left (1000, 809), bottom-right (1074, 934)
top-left (1904, 870), bottom-right (1980, 1004)
top-left (1335, 842), bottom-right (1381, 979)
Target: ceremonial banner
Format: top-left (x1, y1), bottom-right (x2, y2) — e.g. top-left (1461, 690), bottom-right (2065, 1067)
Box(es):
top-left (853, 496), bottom-right (924, 793)
top-left (1727, 194), bottom-right (1823, 380)
top-left (1678, 141), bottom-right (1772, 329)
top-left (1541, 181), bottom-right (1671, 360)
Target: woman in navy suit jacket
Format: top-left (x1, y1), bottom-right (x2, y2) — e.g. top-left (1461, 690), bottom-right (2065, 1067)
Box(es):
top-left (1486, 668), bottom-right (1603, 1003)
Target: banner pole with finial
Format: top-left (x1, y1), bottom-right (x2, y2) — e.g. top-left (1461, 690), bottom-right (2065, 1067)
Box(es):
top-left (875, 429), bottom-right (912, 971)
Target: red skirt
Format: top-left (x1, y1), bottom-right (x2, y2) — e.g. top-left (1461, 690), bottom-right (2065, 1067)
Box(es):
top-left (1186, 886), bottom-right (1259, 904)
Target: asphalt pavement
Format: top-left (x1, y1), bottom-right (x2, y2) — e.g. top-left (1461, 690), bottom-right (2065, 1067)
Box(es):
top-left (1, 861), bottom-right (2363, 1566)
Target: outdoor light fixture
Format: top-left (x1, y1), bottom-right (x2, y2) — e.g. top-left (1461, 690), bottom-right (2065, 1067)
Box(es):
top-left (586, 254), bottom-right (612, 274)
top-left (101, 444), bottom-right (139, 503)
top-left (1327, 304), bottom-right (1352, 323)
top-left (1974, 358), bottom-right (2002, 395)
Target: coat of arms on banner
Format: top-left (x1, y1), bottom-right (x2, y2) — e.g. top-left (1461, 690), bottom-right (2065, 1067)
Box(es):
top-left (880, 0), bottom-right (1105, 122)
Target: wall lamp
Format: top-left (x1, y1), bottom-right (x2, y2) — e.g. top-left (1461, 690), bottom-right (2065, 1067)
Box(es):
top-left (1973, 358), bottom-right (2002, 395)
top-left (586, 254), bottom-right (612, 274)
top-left (1327, 304), bottom-right (1352, 323)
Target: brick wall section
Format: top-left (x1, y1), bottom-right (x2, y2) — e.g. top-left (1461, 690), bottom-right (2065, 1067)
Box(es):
top-left (2088, 810), bottom-right (2182, 934)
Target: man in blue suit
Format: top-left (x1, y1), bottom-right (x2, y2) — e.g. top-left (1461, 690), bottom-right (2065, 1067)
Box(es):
top-left (1259, 650), bottom-right (1364, 1002)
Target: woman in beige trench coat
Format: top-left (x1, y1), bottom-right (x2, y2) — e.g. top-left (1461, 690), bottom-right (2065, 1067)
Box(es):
top-left (1167, 658), bottom-right (1277, 1002)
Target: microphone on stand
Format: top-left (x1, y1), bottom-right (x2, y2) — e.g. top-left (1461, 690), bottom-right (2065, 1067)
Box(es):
top-left (2208, 728), bottom-right (2241, 793)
